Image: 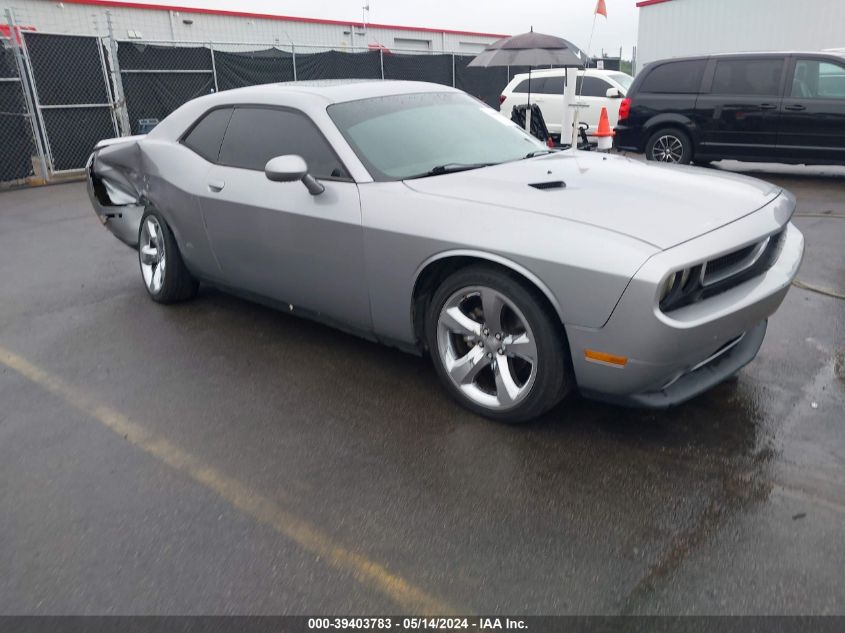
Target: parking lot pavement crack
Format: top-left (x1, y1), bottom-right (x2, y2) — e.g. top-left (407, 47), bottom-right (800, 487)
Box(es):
top-left (618, 351), bottom-right (844, 614)
top-left (618, 467), bottom-right (773, 615)
top-left (792, 279), bottom-right (845, 301)
top-left (0, 344), bottom-right (460, 616)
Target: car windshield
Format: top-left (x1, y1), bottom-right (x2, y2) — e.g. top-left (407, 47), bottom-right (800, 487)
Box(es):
top-left (327, 92), bottom-right (547, 181)
top-left (607, 72), bottom-right (634, 91)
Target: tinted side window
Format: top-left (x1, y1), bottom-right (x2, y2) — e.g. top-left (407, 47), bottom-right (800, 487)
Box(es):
top-left (527, 76), bottom-right (611, 96)
top-left (640, 60), bottom-right (706, 94)
top-left (218, 107), bottom-right (348, 179)
top-left (514, 78), bottom-right (541, 93)
top-left (711, 58), bottom-right (784, 96)
top-left (792, 59), bottom-right (845, 99)
top-left (539, 76), bottom-right (566, 94)
top-left (182, 107), bottom-right (233, 162)
top-left (579, 76), bottom-right (612, 97)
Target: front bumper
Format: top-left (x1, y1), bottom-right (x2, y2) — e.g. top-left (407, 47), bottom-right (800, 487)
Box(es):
top-left (580, 319), bottom-right (767, 408)
top-left (566, 197), bottom-right (804, 408)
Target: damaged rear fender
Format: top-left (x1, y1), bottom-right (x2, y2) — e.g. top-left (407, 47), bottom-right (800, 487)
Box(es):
top-left (87, 135), bottom-right (148, 248)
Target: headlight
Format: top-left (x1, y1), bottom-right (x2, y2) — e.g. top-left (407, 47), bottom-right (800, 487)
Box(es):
top-left (659, 272), bottom-right (678, 302)
top-left (659, 265), bottom-right (703, 311)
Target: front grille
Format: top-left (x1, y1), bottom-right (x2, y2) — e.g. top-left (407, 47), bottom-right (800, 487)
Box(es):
top-left (661, 229), bottom-right (785, 312)
top-left (701, 229), bottom-right (785, 299)
top-left (703, 242), bottom-right (762, 285)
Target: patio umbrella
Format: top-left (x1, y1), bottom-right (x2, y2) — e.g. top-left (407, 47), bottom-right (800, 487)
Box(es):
top-left (469, 28), bottom-right (590, 133)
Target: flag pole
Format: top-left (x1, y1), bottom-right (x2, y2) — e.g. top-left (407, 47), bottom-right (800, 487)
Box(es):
top-left (573, 10), bottom-right (599, 147)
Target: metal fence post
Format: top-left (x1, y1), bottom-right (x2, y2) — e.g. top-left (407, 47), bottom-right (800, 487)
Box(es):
top-left (105, 11), bottom-right (131, 136)
top-left (451, 53), bottom-right (456, 87)
top-left (379, 47), bottom-right (384, 80)
top-left (291, 43), bottom-right (297, 82)
top-left (209, 42), bottom-right (219, 92)
top-left (97, 33), bottom-right (119, 138)
top-left (5, 8), bottom-right (49, 181)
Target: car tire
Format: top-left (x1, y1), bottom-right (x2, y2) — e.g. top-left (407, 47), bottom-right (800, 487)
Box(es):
top-left (645, 127), bottom-right (693, 165)
top-left (425, 265), bottom-right (572, 423)
top-left (138, 209), bottom-right (199, 303)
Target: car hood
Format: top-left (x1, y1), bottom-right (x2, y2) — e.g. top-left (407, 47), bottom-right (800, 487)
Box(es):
top-left (402, 151), bottom-right (783, 250)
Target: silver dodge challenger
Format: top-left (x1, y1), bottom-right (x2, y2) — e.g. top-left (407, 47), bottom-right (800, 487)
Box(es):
top-left (87, 80), bottom-right (804, 422)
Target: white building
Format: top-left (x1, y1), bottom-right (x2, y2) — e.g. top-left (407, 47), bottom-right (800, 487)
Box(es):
top-left (3, 0), bottom-right (504, 53)
top-left (636, 0), bottom-right (845, 71)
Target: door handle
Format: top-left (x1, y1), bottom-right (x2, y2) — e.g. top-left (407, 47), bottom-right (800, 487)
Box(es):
top-left (759, 103), bottom-right (778, 110)
top-left (784, 104), bottom-right (806, 111)
top-left (208, 180), bottom-right (225, 192)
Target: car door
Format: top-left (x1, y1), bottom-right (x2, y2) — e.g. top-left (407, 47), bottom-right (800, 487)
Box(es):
top-left (197, 105), bottom-right (371, 331)
top-left (574, 75), bottom-right (617, 135)
top-left (533, 76), bottom-right (563, 135)
top-left (505, 77), bottom-right (559, 133)
top-left (777, 56), bottom-right (845, 163)
top-left (695, 56), bottom-right (786, 159)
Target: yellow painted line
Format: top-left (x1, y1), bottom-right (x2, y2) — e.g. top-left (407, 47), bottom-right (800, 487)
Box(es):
top-left (0, 345), bottom-right (455, 615)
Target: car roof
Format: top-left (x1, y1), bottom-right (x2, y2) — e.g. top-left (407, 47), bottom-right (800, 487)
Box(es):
top-left (710, 50), bottom-right (845, 59)
top-left (509, 68), bottom-right (628, 82)
top-left (644, 51), bottom-right (845, 66)
top-left (212, 79), bottom-right (457, 105)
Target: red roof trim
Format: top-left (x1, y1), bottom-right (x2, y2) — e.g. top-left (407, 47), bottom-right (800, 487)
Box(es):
top-left (0, 24), bottom-right (36, 43)
top-left (60, 0), bottom-right (509, 38)
top-left (636, 0), bottom-right (674, 6)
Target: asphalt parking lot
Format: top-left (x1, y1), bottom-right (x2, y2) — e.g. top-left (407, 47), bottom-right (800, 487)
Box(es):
top-left (1, 160), bottom-right (843, 615)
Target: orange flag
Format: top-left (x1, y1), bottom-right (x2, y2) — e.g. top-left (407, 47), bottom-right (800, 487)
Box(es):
top-left (595, 0), bottom-right (608, 17)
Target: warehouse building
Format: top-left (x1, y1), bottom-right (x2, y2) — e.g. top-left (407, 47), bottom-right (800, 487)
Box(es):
top-left (636, 0), bottom-right (845, 70)
top-left (0, 0), bottom-right (519, 186)
top-left (3, 0), bottom-right (504, 53)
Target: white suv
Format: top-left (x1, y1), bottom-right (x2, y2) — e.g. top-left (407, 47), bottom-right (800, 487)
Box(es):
top-left (499, 68), bottom-right (633, 139)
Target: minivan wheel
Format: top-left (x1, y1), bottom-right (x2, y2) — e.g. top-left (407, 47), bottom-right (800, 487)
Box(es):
top-left (646, 128), bottom-right (693, 165)
top-left (138, 209), bottom-right (199, 303)
top-left (425, 265), bottom-right (571, 423)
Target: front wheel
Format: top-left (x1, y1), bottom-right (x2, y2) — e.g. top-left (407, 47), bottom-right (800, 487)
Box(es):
top-left (138, 209), bottom-right (199, 303)
top-left (645, 128), bottom-right (693, 164)
top-left (425, 266), bottom-right (571, 423)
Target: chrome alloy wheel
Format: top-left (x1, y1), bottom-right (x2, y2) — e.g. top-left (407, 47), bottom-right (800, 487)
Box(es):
top-left (436, 286), bottom-right (538, 410)
top-left (652, 134), bottom-right (684, 163)
top-left (139, 216), bottom-right (166, 294)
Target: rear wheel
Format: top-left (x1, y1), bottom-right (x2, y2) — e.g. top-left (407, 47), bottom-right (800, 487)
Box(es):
top-left (138, 209), bottom-right (199, 303)
top-left (425, 266), bottom-right (571, 423)
top-left (646, 128), bottom-right (693, 165)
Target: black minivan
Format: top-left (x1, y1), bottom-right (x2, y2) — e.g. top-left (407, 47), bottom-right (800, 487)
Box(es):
top-left (614, 52), bottom-right (845, 165)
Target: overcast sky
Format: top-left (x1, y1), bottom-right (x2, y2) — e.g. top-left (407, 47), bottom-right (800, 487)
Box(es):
top-left (136, 0), bottom-right (641, 56)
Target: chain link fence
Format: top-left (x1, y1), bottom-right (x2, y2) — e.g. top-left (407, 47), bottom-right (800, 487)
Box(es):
top-left (21, 31), bottom-right (118, 172)
top-left (117, 40), bottom-right (215, 135)
top-left (1, 16), bottom-right (530, 187)
top-left (0, 31), bottom-right (41, 184)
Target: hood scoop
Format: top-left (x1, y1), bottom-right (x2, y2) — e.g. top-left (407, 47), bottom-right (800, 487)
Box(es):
top-left (529, 180), bottom-right (566, 191)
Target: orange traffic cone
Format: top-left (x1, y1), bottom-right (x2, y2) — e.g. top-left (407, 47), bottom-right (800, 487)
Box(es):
top-left (595, 106), bottom-right (614, 152)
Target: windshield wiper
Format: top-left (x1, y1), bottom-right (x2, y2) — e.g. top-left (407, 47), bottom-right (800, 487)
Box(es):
top-left (524, 149), bottom-right (556, 159)
top-left (405, 162), bottom-right (498, 179)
